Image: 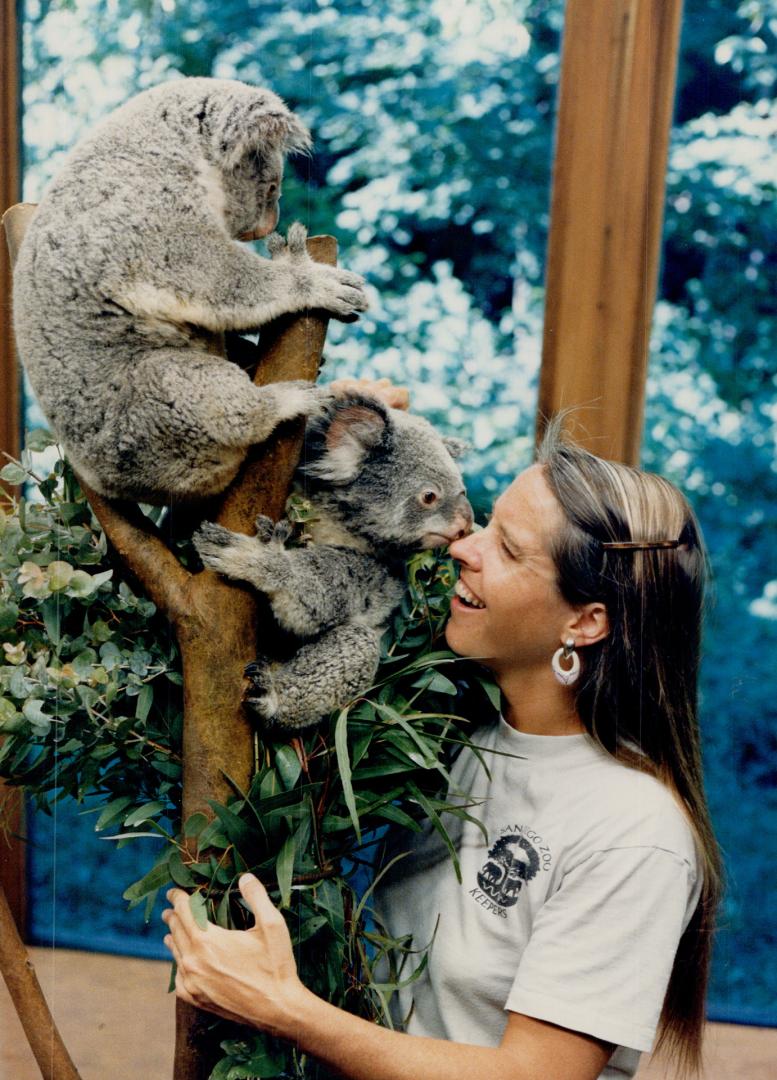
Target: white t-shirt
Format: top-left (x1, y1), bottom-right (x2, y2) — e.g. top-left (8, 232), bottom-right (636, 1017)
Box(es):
top-left (375, 716), bottom-right (702, 1079)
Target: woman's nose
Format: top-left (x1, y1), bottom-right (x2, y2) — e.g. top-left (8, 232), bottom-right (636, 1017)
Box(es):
top-left (449, 529), bottom-right (480, 567)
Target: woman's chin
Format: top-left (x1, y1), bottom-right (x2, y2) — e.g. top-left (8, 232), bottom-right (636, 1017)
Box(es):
top-left (444, 611), bottom-right (483, 658)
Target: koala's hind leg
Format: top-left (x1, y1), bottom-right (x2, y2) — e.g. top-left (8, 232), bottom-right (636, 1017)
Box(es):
top-left (95, 348), bottom-right (320, 501)
top-left (245, 623), bottom-right (383, 731)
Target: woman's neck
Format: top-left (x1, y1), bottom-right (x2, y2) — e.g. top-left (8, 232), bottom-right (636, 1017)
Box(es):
top-left (498, 669), bottom-right (585, 736)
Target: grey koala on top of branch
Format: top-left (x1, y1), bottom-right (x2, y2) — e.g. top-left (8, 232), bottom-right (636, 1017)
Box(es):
top-left (193, 393), bottom-right (473, 730)
top-left (12, 77), bottom-right (369, 505)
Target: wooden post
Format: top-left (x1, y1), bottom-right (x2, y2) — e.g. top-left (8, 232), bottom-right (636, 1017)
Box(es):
top-left (537, 0), bottom-right (684, 464)
top-left (0, 0), bottom-right (26, 938)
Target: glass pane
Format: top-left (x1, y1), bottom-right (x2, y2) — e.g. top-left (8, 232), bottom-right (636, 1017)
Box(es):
top-left (643, 2), bottom-right (777, 1025)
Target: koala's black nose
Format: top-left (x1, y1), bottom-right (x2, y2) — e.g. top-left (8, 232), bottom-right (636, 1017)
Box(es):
top-left (452, 496), bottom-right (474, 540)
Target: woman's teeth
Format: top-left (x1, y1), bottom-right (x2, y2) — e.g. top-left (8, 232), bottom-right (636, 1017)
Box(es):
top-left (454, 580), bottom-right (486, 609)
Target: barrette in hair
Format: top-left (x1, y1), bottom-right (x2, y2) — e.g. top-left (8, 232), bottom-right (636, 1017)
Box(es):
top-left (601, 540), bottom-right (680, 550)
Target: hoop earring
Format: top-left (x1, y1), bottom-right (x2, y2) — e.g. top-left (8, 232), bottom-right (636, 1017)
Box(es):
top-left (552, 639), bottom-right (580, 687)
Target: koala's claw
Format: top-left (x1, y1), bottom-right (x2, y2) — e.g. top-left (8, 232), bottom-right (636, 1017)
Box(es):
top-left (272, 519), bottom-right (294, 545)
top-left (252, 515), bottom-right (293, 547)
top-left (266, 231), bottom-right (286, 258)
top-left (253, 514), bottom-right (274, 540)
top-left (193, 522), bottom-right (235, 567)
top-left (308, 265), bottom-right (369, 321)
top-left (286, 221), bottom-right (309, 254)
top-left (244, 661), bottom-right (279, 722)
top-left (194, 521), bottom-right (232, 547)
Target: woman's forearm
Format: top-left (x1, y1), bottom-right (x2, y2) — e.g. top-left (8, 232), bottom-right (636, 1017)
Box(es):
top-left (283, 986), bottom-right (521, 1080)
top-left (281, 985), bottom-right (610, 1080)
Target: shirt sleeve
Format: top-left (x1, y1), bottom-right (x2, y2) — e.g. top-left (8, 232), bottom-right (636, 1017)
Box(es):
top-left (505, 845), bottom-right (699, 1052)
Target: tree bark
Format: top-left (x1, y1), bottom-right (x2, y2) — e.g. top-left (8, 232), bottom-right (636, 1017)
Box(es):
top-left (3, 202), bottom-right (336, 1080)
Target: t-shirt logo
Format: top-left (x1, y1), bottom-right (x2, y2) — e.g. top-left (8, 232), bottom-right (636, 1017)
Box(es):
top-left (476, 832), bottom-right (541, 907)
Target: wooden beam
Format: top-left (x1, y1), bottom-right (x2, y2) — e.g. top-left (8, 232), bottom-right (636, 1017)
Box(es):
top-left (1, 0), bottom-right (21, 462)
top-left (0, 0), bottom-right (26, 937)
top-left (537, 0), bottom-right (683, 464)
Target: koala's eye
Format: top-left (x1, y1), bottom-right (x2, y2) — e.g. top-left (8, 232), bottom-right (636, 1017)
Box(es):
top-left (420, 489), bottom-right (439, 507)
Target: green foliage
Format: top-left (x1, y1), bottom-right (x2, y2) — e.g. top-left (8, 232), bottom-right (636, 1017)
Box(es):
top-left (0, 441), bottom-right (497, 1078)
top-left (0, 435), bottom-right (182, 816)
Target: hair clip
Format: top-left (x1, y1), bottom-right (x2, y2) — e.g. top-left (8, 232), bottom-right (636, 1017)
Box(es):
top-left (600, 540), bottom-right (681, 550)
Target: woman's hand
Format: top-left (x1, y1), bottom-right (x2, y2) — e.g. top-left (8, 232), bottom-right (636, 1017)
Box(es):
top-left (161, 873), bottom-right (304, 1036)
top-left (328, 376), bottom-right (410, 411)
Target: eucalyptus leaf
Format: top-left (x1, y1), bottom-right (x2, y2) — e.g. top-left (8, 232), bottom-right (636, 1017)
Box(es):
top-left (274, 744), bottom-right (302, 790)
top-left (95, 796), bottom-right (134, 832)
top-left (334, 707), bottom-right (361, 842)
top-left (22, 699), bottom-right (51, 735)
top-left (189, 890), bottom-right (209, 930)
top-left (25, 429), bottom-right (56, 452)
top-left (275, 834), bottom-right (296, 909)
top-left (123, 800), bottom-right (166, 827)
top-left (169, 850), bottom-right (197, 888)
top-left (0, 463), bottom-right (27, 485)
top-left (123, 854), bottom-right (172, 903)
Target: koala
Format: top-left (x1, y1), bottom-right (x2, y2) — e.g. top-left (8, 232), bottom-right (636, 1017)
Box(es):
top-left (12, 78), bottom-right (369, 504)
top-left (193, 394), bottom-right (473, 730)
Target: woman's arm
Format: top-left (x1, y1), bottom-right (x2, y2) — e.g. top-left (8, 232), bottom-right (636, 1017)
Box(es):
top-left (162, 875), bottom-right (612, 1080)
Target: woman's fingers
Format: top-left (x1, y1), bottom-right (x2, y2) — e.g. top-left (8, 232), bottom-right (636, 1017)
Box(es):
top-left (164, 888), bottom-right (199, 939)
top-left (238, 872), bottom-right (270, 913)
top-left (239, 874), bottom-right (286, 932)
top-left (328, 376), bottom-right (410, 410)
top-left (165, 885), bottom-right (202, 937)
top-left (163, 932), bottom-right (182, 966)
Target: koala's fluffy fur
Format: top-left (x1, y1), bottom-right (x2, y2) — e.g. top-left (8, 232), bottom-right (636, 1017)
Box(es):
top-left (13, 78), bottom-right (369, 504)
top-left (193, 394), bottom-right (473, 730)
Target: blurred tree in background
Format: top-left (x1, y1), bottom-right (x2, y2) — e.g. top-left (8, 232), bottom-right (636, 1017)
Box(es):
top-left (16, 0), bottom-right (777, 1019)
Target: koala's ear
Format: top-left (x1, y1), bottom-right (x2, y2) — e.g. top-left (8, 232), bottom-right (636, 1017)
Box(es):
top-left (218, 90), bottom-right (312, 170)
top-left (307, 398), bottom-right (389, 484)
top-left (442, 436), bottom-right (470, 460)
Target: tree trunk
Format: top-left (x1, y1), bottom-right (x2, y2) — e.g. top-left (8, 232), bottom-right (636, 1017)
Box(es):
top-left (171, 244), bottom-right (335, 1079)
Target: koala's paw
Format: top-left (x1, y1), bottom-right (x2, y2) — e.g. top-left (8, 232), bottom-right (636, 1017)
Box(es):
top-left (269, 380), bottom-right (328, 423)
top-left (244, 660), bottom-right (279, 722)
top-left (306, 262), bottom-right (369, 322)
top-left (193, 522), bottom-right (254, 579)
top-left (285, 221), bottom-right (309, 256)
top-left (267, 221), bottom-right (367, 321)
top-left (192, 521), bottom-right (234, 560)
top-left (253, 515), bottom-right (293, 547)
top-left (254, 514), bottom-right (276, 542)
top-left (267, 222), bottom-right (309, 261)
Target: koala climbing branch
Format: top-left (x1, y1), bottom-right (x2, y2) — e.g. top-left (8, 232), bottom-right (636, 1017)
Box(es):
top-left (3, 201), bottom-right (337, 1080)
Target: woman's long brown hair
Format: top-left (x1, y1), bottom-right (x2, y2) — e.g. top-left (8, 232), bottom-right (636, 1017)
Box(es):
top-left (538, 421), bottom-right (722, 1076)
